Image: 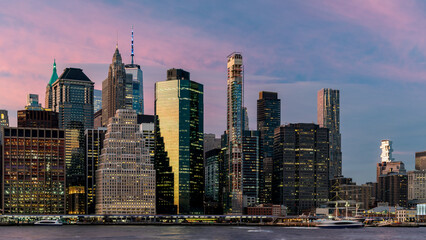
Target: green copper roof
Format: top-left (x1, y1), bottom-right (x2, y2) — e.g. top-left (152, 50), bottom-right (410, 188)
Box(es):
top-left (48, 59), bottom-right (58, 86)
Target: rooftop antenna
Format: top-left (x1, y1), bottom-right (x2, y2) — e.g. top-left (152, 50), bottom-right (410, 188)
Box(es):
top-left (116, 30), bottom-right (119, 49)
top-left (131, 25), bottom-right (134, 64)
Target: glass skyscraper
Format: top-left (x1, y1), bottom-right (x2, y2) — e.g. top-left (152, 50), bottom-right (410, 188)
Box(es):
top-left (155, 68), bottom-right (204, 214)
top-left (226, 52), bottom-right (244, 214)
top-left (317, 88), bottom-right (342, 179)
top-left (257, 91), bottom-right (281, 203)
top-left (93, 89), bottom-right (102, 113)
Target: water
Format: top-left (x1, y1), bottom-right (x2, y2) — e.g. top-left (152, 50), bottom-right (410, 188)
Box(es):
top-left (0, 225), bottom-right (425, 240)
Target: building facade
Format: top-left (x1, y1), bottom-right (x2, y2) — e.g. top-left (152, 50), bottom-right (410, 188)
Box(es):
top-left (96, 109), bottom-right (155, 214)
top-left (226, 52), bottom-right (244, 214)
top-left (102, 46), bottom-right (130, 127)
top-left (155, 68), bottom-right (204, 214)
top-left (94, 89), bottom-right (102, 113)
top-left (415, 151), bottom-right (426, 171)
top-left (1, 127), bottom-right (66, 214)
top-left (408, 170), bottom-right (426, 202)
top-left (0, 109), bottom-right (9, 127)
top-left (317, 88), bottom-right (342, 179)
top-left (257, 91), bottom-right (281, 204)
top-left (85, 128), bottom-right (107, 214)
top-left (18, 94), bottom-right (59, 129)
top-left (273, 123), bottom-right (329, 215)
top-left (242, 130), bottom-right (261, 207)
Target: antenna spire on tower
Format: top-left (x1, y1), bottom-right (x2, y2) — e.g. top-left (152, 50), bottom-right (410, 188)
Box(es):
top-left (131, 25), bottom-right (134, 65)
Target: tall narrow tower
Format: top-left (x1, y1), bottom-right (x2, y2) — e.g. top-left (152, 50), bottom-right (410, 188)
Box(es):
top-left (317, 88), bottom-right (342, 179)
top-left (226, 52), bottom-right (244, 214)
top-left (102, 46), bottom-right (129, 126)
top-left (125, 26), bottom-right (144, 115)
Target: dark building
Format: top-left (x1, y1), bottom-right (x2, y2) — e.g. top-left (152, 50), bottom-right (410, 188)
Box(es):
top-left (85, 128), bottom-right (106, 214)
top-left (242, 130), bottom-right (261, 207)
top-left (155, 68), bottom-right (204, 214)
top-left (18, 110), bottom-right (58, 128)
top-left (272, 123), bottom-right (329, 215)
top-left (257, 91), bottom-right (281, 204)
top-left (94, 109), bottom-right (102, 129)
top-left (377, 174), bottom-right (408, 207)
top-left (1, 127), bottom-right (66, 214)
top-left (415, 151), bottom-right (426, 171)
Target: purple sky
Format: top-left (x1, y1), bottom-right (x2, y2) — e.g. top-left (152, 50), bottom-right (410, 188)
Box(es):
top-left (1, 0), bottom-right (426, 183)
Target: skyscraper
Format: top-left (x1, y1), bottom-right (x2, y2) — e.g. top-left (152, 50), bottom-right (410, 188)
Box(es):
top-left (242, 130), bottom-right (261, 207)
top-left (96, 109), bottom-right (155, 214)
top-left (1, 127), bottom-right (66, 214)
top-left (317, 88), bottom-right (342, 179)
top-left (50, 67), bottom-right (94, 129)
top-left (102, 46), bottom-right (130, 126)
top-left (45, 59), bottom-right (58, 109)
top-left (257, 91), bottom-right (281, 204)
top-left (0, 109), bottom-right (9, 127)
top-left (50, 67), bottom-right (94, 214)
top-left (125, 27), bottom-right (144, 115)
top-left (94, 89), bottom-right (102, 113)
top-left (85, 128), bottom-right (106, 214)
top-left (272, 123), bottom-right (329, 215)
top-left (155, 68), bottom-right (204, 214)
top-left (226, 52), bottom-right (244, 214)
top-left (17, 93), bottom-right (59, 129)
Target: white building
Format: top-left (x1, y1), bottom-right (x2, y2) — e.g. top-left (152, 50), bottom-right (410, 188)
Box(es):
top-left (380, 140), bottom-right (394, 163)
top-left (96, 109), bottom-right (155, 214)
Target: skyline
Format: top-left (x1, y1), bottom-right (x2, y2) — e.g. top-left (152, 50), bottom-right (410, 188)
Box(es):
top-left (2, 0), bottom-right (426, 183)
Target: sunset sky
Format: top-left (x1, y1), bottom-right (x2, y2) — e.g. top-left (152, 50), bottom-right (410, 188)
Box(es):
top-left (2, 0), bottom-right (426, 183)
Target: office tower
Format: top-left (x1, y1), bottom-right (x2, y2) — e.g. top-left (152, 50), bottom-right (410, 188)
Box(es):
top-left (272, 123), bottom-right (329, 215)
top-left (242, 130), bottom-right (261, 207)
top-left (376, 140), bottom-right (407, 207)
top-left (204, 133), bottom-right (221, 155)
top-left (257, 91), bottom-right (281, 204)
top-left (226, 52), bottom-right (244, 214)
top-left (94, 89), bottom-right (102, 113)
top-left (205, 149), bottom-right (222, 202)
top-left (415, 151), bottom-right (426, 171)
top-left (125, 27), bottom-right (144, 115)
top-left (155, 68), bottom-right (204, 214)
top-left (85, 128), bottom-right (106, 214)
top-left (102, 46), bottom-right (131, 126)
top-left (51, 67), bottom-right (94, 129)
top-left (45, 59), bottom-right (58, 109)
top-left (96, 109), bottom-right (155, 215)
top-left (18, 94), bottom-right (59, 128)
top-left (317, 88), bottom-right (342, 179)
top-left (0, 110), bottom-right (9, 127)
top-left (50, 67), bottom-right (94, 214)
top-left (1, 127), bottom-right (66, 214)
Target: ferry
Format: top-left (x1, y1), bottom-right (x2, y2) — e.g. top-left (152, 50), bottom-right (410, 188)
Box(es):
top-left (34, 219), bottom-right (63, 226)
top-left (316, 220), bottom-right (364, 229)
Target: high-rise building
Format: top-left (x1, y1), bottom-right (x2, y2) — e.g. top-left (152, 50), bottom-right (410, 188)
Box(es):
top-left (155, 68), bottom-right (204, 214)
top-left (415, 151), bottom-right (426, 171)
top-left (45, 59), bottom-right (58, 109)
top-left (85, 128), bottom-right (107, 214)
top-left (139, 115), bottom-right (155, 163)
top-left (376, 140), bottom-right (407, 207)
top-left (1, 127), bottom-right (66, 214)
top-left (50, 67), bottom-right (94, 129)
top-left (94, 89), bottom-right (102, 113)
top-left (102, 46), bottom-right (131, 127)
top-left (317, 88), bottom-right (342, 179)
top-left (49, 67), bottom-right (94, 214)
top-left (204, 133), bottom-right (221, 155)
top-left (125, 27), bottom-right (144, 115)
top-left (226, 52), bottom-right (244, 214)
top-left (257, 91), bottom-right (281, 204)
top-left (0, 109), bottom-right (9, 127)
top-left (18, 94), bottom-right (59, 128)
top-left (242, 130), bottom-right (261, 207)
top-left (205, 148), bottom-right (221, 203)
top-left (272, 123), bottom-right (329, 215)
top-left (96, 109), bottom-right (155, 214)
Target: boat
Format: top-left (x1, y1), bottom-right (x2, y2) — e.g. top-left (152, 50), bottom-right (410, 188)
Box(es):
top-left (34, 219), bottom-right (63, 226)
top-left (316, 220), bottom-right (364, 229)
